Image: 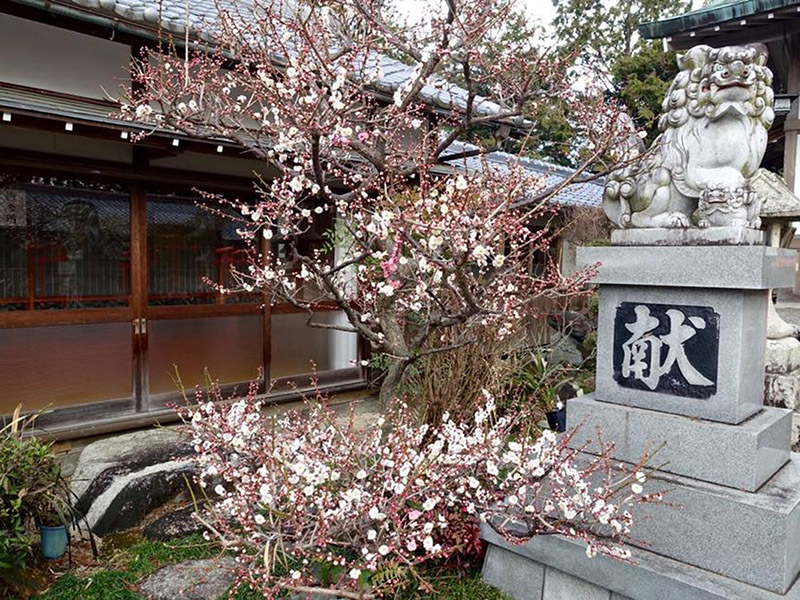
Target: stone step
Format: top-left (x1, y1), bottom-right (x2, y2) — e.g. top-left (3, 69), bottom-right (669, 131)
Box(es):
top-left (482, 452), bottom-right (800, 594)
top-left (138, 557), bottom-right (238, 600)
top-left (481, 528), bottom-right (800, 600)
top-left (621, 453), bottom-right (800, 593)
top-left (568, 395), bottom-right (791, 492)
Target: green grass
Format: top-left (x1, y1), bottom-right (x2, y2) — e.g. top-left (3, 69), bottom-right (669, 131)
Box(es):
top-left (33, 572), bottom-right (141, 600)
top-left (427, 574), bottom-right (510, 600)
top-left (30, 533), bottom-right (220, 600)
top-left (394, 568), bottom-right (511, 600)
top-left (25, 535), bottom-right (509, 600)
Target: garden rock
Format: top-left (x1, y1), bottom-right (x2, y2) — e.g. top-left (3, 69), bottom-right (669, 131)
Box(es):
top-left (143, 505), bottom-right (208, 541)
top-left (70, 428), bottom-right (198, 535)
top-left (547, 310), bottom-right (592, 343)
top-left (138, 556), bottom-right (237, 600)
top-left (549, 331), bottom-right (584, 366)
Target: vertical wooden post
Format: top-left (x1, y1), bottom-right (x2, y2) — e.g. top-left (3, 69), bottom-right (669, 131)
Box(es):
top-left (130, 183), bottom-right (148, 411)
top-left (26, 240), bottom-right (35, 311)
top-left (784, 34), bottom-right (800, 194)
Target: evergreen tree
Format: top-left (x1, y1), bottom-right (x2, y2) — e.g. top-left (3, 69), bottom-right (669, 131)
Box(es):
top-left (551, 0), bottom-right (691, 143)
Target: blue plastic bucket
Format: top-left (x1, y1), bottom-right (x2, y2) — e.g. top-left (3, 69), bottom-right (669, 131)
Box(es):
top-left (545, 407), bottom-right (567, 433)
top-left (39, 524), bottom-right (68, 560)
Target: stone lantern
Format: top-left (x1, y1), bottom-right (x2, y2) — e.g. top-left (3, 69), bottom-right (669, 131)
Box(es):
top-left (755, 168), bottom-right (800, 445)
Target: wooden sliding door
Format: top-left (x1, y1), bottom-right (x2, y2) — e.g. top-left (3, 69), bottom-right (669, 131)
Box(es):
top-left (0, 171), bottom-right (363, 433)
top-left (141, 191), bottom-right (266, 408)
top-left (0, 176), bottom-right (135, 427)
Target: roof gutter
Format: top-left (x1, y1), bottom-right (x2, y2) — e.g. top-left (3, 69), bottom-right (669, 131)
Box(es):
top-left (8, 0), bottom-right (169, 43)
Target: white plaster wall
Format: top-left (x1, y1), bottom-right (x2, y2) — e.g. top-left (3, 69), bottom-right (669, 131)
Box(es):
top-left (271, 311), bottom-right (358, 377)
top-left (0, 13), bottom-right (130, 99)
top-left (329, 311), bottom-right (358, 370)
top-left (560, 239), bottom-right (577, 278)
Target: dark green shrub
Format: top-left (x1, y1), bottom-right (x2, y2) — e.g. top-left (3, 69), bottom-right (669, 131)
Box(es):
top-left (0, 408), bottom-right (77, 575)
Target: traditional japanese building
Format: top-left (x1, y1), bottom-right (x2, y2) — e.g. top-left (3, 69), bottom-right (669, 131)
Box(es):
top-left (0, 0), bottom-right (604, 438)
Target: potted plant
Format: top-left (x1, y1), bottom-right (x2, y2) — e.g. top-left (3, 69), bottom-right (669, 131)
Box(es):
top-left (34, 498), bottom-right (71, 560)
top-left (0, 406), bottom-right (85, 570)
top-left (511, 346), bottom-right (580, 433)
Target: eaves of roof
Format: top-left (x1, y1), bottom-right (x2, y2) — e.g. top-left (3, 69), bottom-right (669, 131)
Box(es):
top-left (0, 81), bottom-right (235, 150)
top-left (6, 0), bottom-right (528, 129)
top-left (639, 0), bottom-right (800, 39)
top-left (0, 83), bottom-right (602, 208)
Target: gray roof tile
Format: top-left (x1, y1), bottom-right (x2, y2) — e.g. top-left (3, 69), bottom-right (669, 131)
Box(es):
top-left (438, 141), bottom-right (603, 208)
top-left (26, 0), bottom-right (526, 125)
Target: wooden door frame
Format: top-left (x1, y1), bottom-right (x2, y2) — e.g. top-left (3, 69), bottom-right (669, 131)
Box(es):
top-left (131, 183), bottom-right (148, 412)
top-left (0, 156), bottom-right (368, 435)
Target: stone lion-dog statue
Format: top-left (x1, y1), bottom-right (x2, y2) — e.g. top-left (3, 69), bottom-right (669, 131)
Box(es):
top-left (603, 43), bottom-right (774, 229)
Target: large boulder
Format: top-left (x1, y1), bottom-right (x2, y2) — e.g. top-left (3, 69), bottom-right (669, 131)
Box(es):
top-left (70, 428), bottom-right (198, 535)
top-left (143, 505), bottom-right (209, 541)
top-left (547, 310), bottom-right (593, 344)
top-left (138, 557), bottom-right (238, 600)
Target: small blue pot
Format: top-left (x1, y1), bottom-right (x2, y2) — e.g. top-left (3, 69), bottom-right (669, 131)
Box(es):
top-left (39, 524), bottom-right (68, 560)
top-left (545, 407), bottom-right (567, 433)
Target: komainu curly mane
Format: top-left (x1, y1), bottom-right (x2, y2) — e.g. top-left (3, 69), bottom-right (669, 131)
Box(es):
top-left (603, 44), bottom-right (774, 229)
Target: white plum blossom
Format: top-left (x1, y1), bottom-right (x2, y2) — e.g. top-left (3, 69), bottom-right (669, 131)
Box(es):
top-left (134, 104), bottom-right (153, 119)
top-left (179, 386), bottom-right (657, 599)
top-left (472, 245), bottom-right (489, 265)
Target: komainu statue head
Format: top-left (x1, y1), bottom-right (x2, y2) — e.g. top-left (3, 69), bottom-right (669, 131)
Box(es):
top-left (603, 43), bottom-right (774, 229)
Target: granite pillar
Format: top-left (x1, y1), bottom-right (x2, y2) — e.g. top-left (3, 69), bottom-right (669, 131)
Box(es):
top-left (482, 241), bottom-right (800, 599)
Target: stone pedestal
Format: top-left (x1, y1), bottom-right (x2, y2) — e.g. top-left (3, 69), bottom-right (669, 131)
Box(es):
top-left (568, 395), bottom-right (791, 492)
top-left (482, 243), bottom-right (800, 599)
top-left (582, 245), bottom-right (794, 426)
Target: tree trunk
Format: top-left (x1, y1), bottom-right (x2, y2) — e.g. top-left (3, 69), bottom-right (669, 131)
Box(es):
top-left (379, 358), bottom-right (410, 407)
top-left (375, 299), bottom-right (412, 407)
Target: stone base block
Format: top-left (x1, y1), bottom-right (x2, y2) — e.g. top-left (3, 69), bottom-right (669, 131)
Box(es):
top-left (577, 245), bottom-right (796, 290)
top-left (575, 245), bottom-right (798, 424)
top-left (610, 226), bottom-right (765, 247)
top-left (481, 529), bottom-right (800, 600)
top-left (623, 454), bottom-right (800, 593)
top-left (567, 395), bottom-right (791, 491)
